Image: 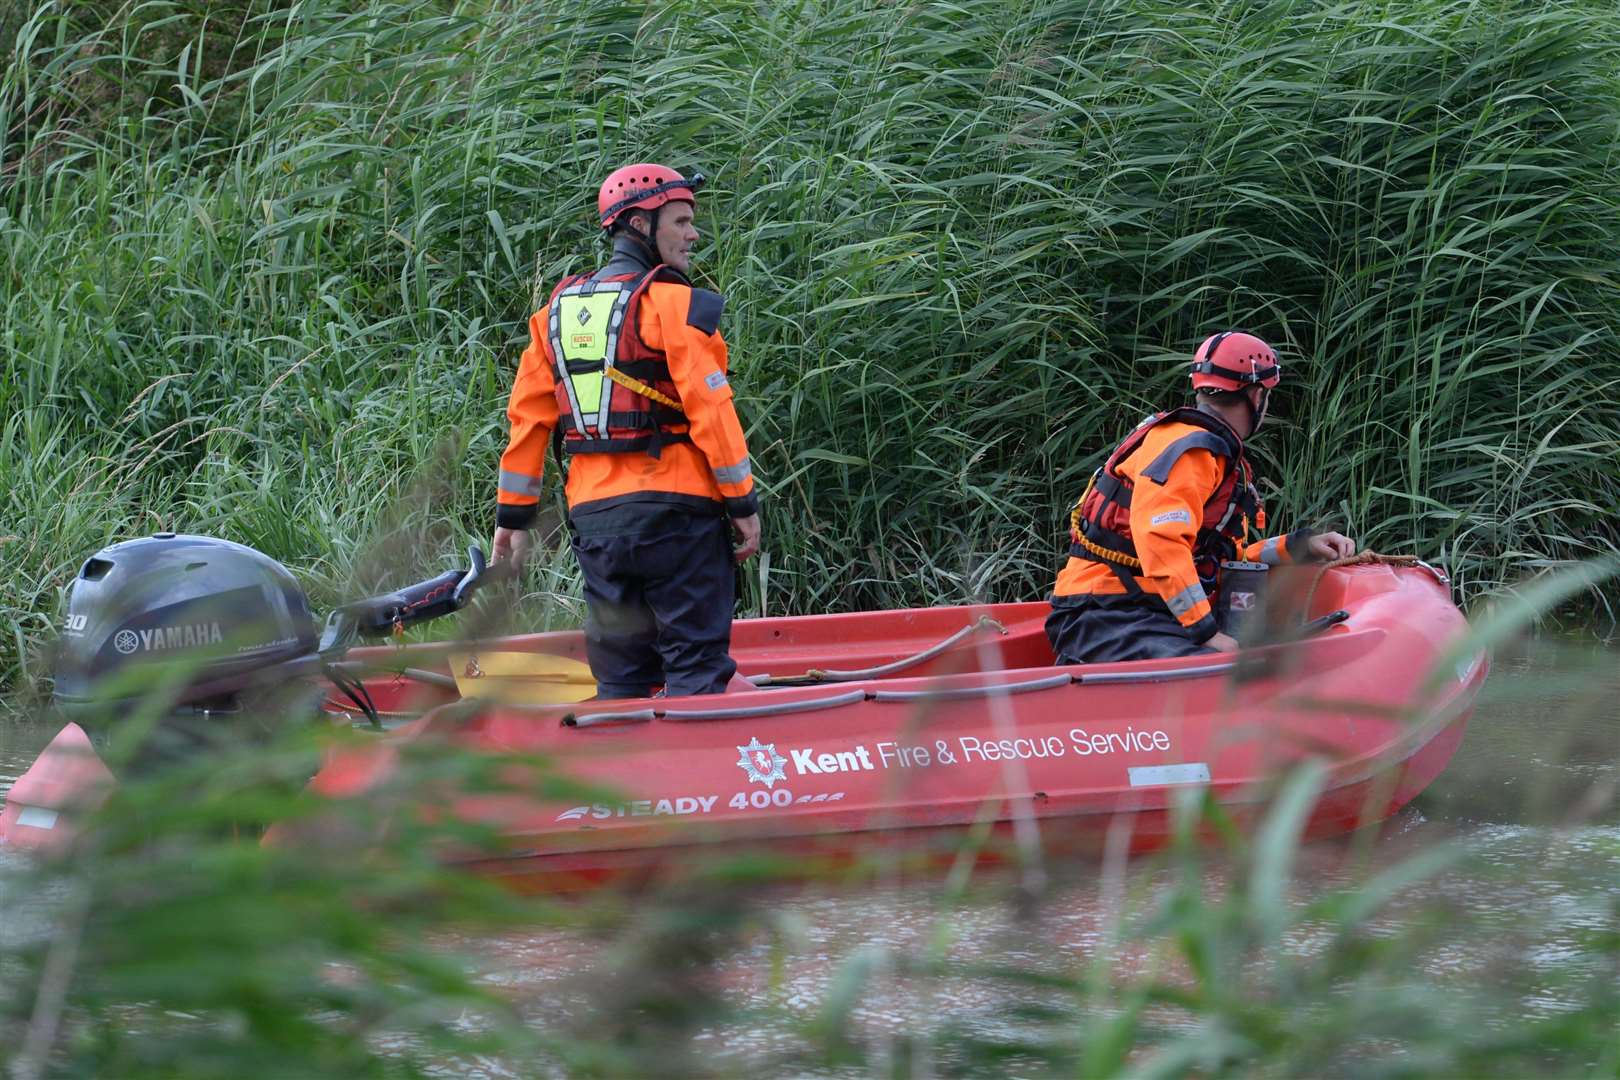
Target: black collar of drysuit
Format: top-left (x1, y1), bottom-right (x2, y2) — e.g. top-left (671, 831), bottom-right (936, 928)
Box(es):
top-left (593, 232), bottom-right (690, 283)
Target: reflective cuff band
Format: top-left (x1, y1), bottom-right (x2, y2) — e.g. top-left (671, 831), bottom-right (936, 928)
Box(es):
top-left (713, 457), bottom-right (752, 486)
top-left (1259, 536), bottom-right (1284, 565)
top-left (1165, 582), bottom-right (1209, 619)
top-left (499, 469), bottom-right (542, 498)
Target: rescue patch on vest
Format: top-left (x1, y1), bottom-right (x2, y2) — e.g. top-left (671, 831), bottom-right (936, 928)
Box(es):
top-left (687, 288), bottom-right (725, 335)
top-left (705, 371), bottom-right (728, 391)
top-left (1151, 509), bottom-right (1193, 526)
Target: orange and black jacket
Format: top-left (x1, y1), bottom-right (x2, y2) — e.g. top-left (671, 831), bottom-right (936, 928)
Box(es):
top-left (496, 236), bottom-right (757, 528)
top-left (1052, 406), bottom-right (1313, 643)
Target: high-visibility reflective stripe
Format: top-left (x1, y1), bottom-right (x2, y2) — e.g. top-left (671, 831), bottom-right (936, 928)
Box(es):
top-left (1259, 536), bottom-right (1283, 565)
top-left (499, 470), bottom-right (542, 498)
top-left (1165, 582), bottom-right (1208, 618)
top-left (549, 279), bottom-right (636, 438)
top-left (713, 458), bottom-right (751, 485)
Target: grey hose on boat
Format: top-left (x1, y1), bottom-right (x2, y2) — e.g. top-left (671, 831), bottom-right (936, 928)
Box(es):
top-left (747, 615), bottom-right (1006, 686)
top-left (663, 688), bottom-right (869, 721)
top-left (328, 660), bottom-right (458, 691)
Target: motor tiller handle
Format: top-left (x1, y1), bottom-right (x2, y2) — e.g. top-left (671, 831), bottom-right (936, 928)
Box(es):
top-left (342, 545), bottom-right (489, 638)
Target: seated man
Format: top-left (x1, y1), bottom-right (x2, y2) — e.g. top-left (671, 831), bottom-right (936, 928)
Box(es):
top-left (1047, 331), bottom-right (1355, 664)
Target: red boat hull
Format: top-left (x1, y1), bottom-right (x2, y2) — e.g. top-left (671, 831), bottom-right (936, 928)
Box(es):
top-left (0, 722), bottom-right (114, 854)
top-left (294, 563), bottom-right (1486, 889)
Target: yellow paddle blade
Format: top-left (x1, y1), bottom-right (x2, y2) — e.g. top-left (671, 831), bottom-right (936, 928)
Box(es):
top-left (447, 651), bottom-right (597, 705)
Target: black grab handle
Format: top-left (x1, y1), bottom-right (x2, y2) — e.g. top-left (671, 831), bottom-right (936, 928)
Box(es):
top-left (343, 545), bottom-right (488, 638)
top-left (1299, 609), bottom-right (1350, 637)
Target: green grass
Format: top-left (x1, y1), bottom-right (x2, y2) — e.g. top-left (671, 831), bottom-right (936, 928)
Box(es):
top-left (2, 0), bottom-right (1617, 693)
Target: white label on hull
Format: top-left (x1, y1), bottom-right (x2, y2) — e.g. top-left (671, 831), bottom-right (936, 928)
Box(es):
top-left (16, 806), bottom-right (59, 830)
top-left (1127, 763), bottom-right (1211, 787)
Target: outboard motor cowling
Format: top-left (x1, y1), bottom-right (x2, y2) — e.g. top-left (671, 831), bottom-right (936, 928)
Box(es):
top-left (53, 533), bottom-right (320, 721)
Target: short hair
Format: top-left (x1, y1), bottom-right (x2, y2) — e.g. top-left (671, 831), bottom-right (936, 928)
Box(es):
top-left (610, 208), bottom-right (653, 238)
top-left (1195, 386), bottom-right (1250, 404)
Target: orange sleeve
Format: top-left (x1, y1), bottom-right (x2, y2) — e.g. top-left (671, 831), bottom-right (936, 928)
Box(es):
top-left (1239, 528), bottom-right (1315, 566)
top-left (647, 283), bottom-right (758, 518)
top-left (1127, 447), bottom-right (1224, 642)
top-left (495, 311), bottom-right (561, 530)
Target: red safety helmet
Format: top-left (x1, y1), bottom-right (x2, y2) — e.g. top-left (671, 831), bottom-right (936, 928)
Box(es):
top-left (596, 163), bottom-right (705, 230)
top-left (1189, 331), bottom-right (1281, 392)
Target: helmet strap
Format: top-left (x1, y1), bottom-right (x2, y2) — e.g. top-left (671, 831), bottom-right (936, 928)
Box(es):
top-left (623, 208), bottom-right (660, 261)
top-left (1248, 386), bottom-right (1270, 433)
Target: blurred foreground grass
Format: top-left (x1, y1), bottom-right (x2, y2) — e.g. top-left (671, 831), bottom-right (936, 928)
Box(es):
top-left (1, 568), bottom-right (1616, 1078)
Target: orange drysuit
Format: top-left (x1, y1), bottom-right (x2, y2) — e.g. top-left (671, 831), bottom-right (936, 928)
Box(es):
top-left (495, 239), bottom-right (757, 528)
top-left (1050, 407), bottom-right (1311, 653)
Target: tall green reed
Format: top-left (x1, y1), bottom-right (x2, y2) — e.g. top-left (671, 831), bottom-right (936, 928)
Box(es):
top-left (3, 0), bottom-right (1617, 689)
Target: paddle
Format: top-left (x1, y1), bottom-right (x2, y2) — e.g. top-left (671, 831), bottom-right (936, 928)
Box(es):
top-left (446, 651), bottom-right (598, 705)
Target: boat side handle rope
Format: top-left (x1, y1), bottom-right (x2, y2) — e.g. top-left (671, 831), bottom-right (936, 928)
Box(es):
top-left (748, 615), bottom-right (1007, 687)
top-left (563, 690), bottom-right (867, 728)
top-left (562, 709), bottom-right (658, 729)
top-left (1077, 662), bottom-right (1235, 685)
top-left (870, 673), bottom-right (1074, 703)
top-left (660, 689), bottom-right (869, 722)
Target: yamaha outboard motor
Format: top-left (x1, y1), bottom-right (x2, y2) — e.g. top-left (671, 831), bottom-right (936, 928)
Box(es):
top-left (53, 532), bottom-right (321, 727)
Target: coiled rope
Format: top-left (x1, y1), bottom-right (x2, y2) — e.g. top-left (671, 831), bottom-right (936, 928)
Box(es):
top-left (1303, 551), bottom-right (1427, 615)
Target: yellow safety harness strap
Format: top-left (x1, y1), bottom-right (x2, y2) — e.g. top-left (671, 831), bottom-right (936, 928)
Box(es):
top-left (603, 366), bottom-right (684, 413)
top-left (1068, 475), bottom-right (1143, 569)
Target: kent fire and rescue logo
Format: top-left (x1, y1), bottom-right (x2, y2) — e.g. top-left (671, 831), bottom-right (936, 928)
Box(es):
top-left (576, 306), bottom-right (592, 326)
top-left (736, 737), bottom-right (788, 788)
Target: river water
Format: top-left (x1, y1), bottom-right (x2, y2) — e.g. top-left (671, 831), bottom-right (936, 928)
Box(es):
top-left (2, 637), bottom-right (1616, 1074)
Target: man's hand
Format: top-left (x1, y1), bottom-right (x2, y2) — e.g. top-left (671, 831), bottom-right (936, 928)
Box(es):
top-left (1205, 631), bottom-right (1240, 653)
top-left (1305, 531), bottom-right (1356, 561)
top-left (491, 526), bottom-right (533, 567)
top-left (731, 513), bottom-right (761, 563)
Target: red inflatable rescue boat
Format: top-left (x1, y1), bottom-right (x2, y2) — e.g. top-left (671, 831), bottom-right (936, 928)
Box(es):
top-left (287, 560), bottom-right (1485, 889)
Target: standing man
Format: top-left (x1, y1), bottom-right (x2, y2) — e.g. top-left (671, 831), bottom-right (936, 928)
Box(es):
top-left (1047, 331), bottom-right (1355, 664)
top-left (492, 164), bottom-right (760, 697)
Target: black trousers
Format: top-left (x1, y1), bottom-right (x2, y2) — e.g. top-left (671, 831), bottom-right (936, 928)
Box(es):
top-left (569, 506), bottom-right (737, 698)
top-left (1045, 593), bottom-right (1216, 665)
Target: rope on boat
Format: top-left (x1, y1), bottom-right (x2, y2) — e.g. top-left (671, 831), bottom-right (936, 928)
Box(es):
top-left (559, 658), bottom-right (1255, 726)
top-left (1302, 550), bottom-right (1447, 617)
top-left (747, 615), bottom-right (1007, 687)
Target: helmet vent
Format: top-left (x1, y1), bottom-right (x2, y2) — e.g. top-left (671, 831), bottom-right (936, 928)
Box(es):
top-left (80, 557), bottom-right (114, 581)
top-left (185, 561), bottom-right (208, 571)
